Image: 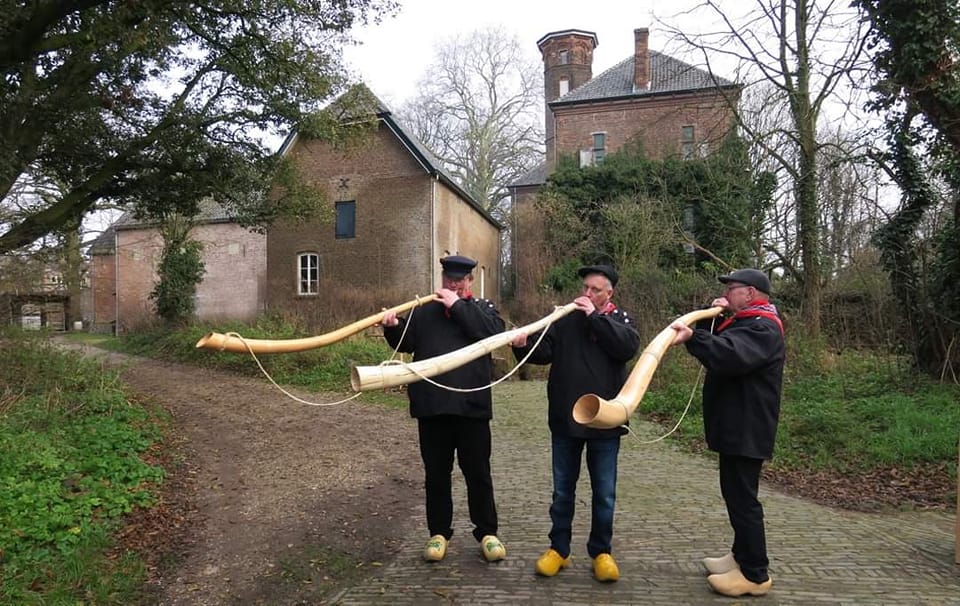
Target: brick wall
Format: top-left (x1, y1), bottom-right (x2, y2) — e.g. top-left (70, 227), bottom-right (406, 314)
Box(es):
top-left (434, 182), bottom-right (501, 301)
top-left (114, 223), bottom-right (266, 331)
top-left (192, 224), bottom-right (267, 320)
top-left (554, 90), bottom-right (736, 162)
top-left (90, 252), bottom-right (116, 331)
top-left (267, 122), bottom-right (501, 319)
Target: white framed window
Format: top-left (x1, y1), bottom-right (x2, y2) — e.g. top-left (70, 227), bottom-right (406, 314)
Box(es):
top-left (681, 125), bottom-right (695, 159)
top-left (592, 132), bottom-right (606, 164)
top-left (559, 77), bottom-right (570, 97)
top-left (298, 253), bottom-right (319, 295)
top-left (558, 49), bottom-right (569, 65)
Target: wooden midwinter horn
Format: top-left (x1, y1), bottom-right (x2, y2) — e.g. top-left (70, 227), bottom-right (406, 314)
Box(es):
top-left (351, 302), bottom-right (579, 392)
top-left (195, 295), bottom-right (440, 354)
top-left (572, 306), bottom-right (725, 429)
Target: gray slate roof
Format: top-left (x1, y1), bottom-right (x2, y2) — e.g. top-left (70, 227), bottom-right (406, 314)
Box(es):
top-left (86, 226), bottom-right (116, 255)
top-left (111, 197), bottom-right (234, 230)
top-left (510, 162), bottom-right (548, 188)
top-left (553, 51), bottom-right (737, 106)
top-left (111, 198), bottom-right (236, 229)
top-left (90, 198), bottom-right (235, 255)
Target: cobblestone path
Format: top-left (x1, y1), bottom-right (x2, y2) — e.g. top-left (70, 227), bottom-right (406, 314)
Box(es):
top-left (335, 381), bottom-right (959, 605)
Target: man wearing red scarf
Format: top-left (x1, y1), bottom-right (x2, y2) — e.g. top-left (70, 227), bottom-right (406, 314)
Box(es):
top-left (382, 255), bottom-right (506, 564)
top-left (670, 268), bottom-right (785, 598)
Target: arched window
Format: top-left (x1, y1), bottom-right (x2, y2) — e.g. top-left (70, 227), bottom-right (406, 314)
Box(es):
top-left (298, 253), bottom-right (319, 295)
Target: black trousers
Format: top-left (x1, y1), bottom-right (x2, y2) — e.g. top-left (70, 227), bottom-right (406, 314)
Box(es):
top-left (718, 453), bottom-right (769, 583)
top-left (417, 415), bottom-right (498, 542)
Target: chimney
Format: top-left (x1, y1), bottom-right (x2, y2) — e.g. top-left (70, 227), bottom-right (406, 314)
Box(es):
top-left (634, 28), bottom-right (650, 90)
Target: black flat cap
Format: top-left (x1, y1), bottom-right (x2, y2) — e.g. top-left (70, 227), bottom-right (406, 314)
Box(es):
top-left (577, 264), bottom-right (619, 288)
top-left (440, 255), bottom-right (477, 279)
top-left (718, 268), bottom-right (771, 294)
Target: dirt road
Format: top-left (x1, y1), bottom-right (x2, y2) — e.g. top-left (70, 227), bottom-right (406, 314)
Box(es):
top-left (65, 343), bottom-right (424, 605)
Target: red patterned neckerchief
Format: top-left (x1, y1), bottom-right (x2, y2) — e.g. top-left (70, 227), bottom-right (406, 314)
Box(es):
top-left (597, 301), bottom-right (617, 315)
top-left (716, 299), bottom-right (784, 335)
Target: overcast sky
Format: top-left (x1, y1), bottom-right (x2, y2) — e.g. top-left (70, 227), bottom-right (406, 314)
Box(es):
top-left (340, 0), bottom-right (744, 108)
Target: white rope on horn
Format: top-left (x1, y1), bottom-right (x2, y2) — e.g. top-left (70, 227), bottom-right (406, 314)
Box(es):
top-left (222, 331), bottom-right (361, 407)
top-left (219, 293), bottom-right (441, 407)
top-left (622, 315), bottom-right (718, 444)
top-left (376, 305), bottom-right (563, 393)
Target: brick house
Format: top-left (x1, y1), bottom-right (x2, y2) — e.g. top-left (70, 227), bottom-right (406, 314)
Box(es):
top-left (509, 27), bottom-right (740, 297)
top-left (87, 199), bottom-right (267, 333)
top-left (90, 85), bottom-right (501, 332)
top-left (265, 85), bottom-right (502, 324)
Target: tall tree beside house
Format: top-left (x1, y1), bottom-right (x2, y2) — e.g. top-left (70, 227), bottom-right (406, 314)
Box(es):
top-left (0, 0), bottom-right (397, 255)
top-left (398, 26), bottom-right (545, 223)
top-left (663, 0), bottom-right (871, 341)
top-left (150, 214), bottom-right (205, 326)
top-left (855, 0), bottom-right (960, 377)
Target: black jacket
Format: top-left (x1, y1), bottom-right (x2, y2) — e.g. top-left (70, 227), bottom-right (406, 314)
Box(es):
top-left (512, 306), bottom-right (640, 439)
top-left (383, 297), bottom-right (505, 419)
top-left (685, 315), bottom-right (785, 459)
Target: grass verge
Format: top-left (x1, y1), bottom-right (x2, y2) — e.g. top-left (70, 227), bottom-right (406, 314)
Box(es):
top-left (0, 331), bottom-right (167, 604)
top-left (639, 348), bottom-right (959, 508)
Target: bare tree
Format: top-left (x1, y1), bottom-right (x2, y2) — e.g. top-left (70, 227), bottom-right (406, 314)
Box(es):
top-left (397, 26), bottom-right (544, 223)
top-left (660, 0), bottom-right (871, 339)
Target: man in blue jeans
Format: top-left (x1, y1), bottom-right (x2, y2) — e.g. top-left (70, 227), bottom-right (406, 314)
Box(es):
top-left (511, 264), bottom-right (640, 582)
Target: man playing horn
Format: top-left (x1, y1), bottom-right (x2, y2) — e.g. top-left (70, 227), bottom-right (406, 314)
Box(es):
top-left (669, 268), bottom-right (785, 598)
top-left (510, 264), bottom-right (640, 582)
top-left (381, 255), bottom-right (507, 564)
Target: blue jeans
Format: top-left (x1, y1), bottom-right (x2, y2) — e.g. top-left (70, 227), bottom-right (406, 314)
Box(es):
top-left (548, 433), bottom-right (620, 558)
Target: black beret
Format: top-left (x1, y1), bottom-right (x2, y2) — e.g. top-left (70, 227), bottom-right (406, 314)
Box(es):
top-left (718, 268), bottom-right (771, 294)
top-left (577, 264), bottom-right (619, 288)
top-left (440, 255), bottom-right (477, 279)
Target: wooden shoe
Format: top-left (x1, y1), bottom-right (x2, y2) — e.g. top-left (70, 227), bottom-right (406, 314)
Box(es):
top-left (707, 568), bottom-right (772, 597)
top-left (535, 548), bottom-right (570, 576)
top-left (423, 535), bottom-right (447, 562)
top-left (702, 552), bottom-right (738, 575)
top-left (481, 535), bottom-right (506, 561)
top-left (592, 553), bottom-right (620, 582)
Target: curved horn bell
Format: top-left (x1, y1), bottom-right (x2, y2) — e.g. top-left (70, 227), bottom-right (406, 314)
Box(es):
top-left (572, 306), bottom-right (724, 429)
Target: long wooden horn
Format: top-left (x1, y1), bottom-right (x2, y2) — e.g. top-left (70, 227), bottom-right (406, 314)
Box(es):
top-left (351, 302), bottom-right (579, 391)
top-left (195, 295), bottom-right (441, 354)
top-left (572, 306), bottom-right (724, 429)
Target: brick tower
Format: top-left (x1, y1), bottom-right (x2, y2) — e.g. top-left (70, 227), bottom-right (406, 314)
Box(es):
top-left (536, 29), bottom-right (598, 170)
